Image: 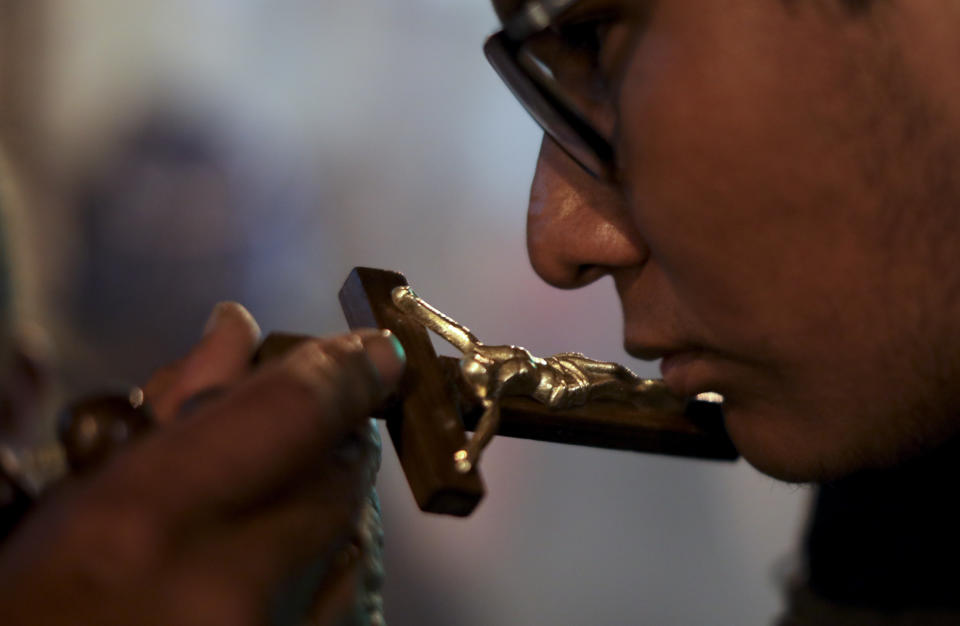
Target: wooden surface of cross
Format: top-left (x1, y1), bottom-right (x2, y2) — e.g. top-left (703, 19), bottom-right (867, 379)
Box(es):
top-left (337, 267), bottom-right (738, 517)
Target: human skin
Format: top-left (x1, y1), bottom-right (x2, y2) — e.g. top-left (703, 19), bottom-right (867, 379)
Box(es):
top-left (509, 0), bottom-right (960, 481)
top-left (0, 304), bottom-right (404, 625)
top-left (2, 5), bottom-right (406, 621)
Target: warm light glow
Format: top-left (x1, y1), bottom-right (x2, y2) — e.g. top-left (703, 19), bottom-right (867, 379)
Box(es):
top-left (695, 392), bottom-right (724, 404)
top-left (453, 449), bottom-right (472, 474)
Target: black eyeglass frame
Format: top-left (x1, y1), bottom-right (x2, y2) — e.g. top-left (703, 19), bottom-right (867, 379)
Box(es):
top-left (484, 0), bottom-right (617, 180)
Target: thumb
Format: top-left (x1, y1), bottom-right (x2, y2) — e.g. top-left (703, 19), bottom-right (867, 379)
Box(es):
top-left (144, 302), bottom-right (262, 422)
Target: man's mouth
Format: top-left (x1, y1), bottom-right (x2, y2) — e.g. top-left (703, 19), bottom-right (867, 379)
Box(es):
top-left (625, 336), bottom-right (727, 399)
top-left (657, 350), bottom-right (700, 393)
top-left (658, 349), bottom-right (729, 400)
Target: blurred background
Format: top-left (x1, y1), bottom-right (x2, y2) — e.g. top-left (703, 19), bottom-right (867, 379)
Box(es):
top-left (1, 0), bottom-right (810, 623)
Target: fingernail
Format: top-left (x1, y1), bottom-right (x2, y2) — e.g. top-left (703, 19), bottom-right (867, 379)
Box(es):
top-left (362, 330), bottom-right (406, 389)
top-left (203, 302), bottom-right (231, 336)
top-left (202, 301), bottom-right (261, 339)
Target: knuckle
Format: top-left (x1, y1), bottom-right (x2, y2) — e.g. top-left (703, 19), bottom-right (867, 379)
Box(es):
top-left (280, 336), bottom-right (380, 414)
top-left (278, 341), bottom-right (341, 398)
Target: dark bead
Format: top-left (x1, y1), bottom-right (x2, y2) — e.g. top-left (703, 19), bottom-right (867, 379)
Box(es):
top-left (57, 392), bottom-right (155, 474)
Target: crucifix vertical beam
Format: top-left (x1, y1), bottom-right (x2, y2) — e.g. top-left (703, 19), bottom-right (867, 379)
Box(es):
top-left (339, 267), bottom-right (485, 516)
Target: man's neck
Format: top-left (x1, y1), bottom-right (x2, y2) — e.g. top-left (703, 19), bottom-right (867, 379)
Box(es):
top-left (804, 434), bottom-right (960, 610)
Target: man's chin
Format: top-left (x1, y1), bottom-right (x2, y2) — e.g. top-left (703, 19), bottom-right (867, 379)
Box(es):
top-left (721, 400), bottom-right (960, 483)
top-left (721, 403), bottom-right (859, 484)
top-left (736, 449), bottom-right (832, 484)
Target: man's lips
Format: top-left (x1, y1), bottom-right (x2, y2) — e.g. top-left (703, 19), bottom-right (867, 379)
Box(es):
top-left (659, 350), bottom-right (717, 398)
top-left (626, 340), bottom-right (720, 398)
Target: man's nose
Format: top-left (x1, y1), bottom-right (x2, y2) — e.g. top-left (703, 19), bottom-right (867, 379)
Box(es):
top-left (527, 137), bottom-right (648, 289)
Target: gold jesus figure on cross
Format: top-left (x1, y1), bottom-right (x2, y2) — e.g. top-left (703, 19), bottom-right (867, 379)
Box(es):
top-left (391, 286), bottom-right (676, 473)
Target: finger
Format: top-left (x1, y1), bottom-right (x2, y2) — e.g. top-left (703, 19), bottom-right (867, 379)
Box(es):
top-left (209, 454), bottom-right (370, 578)
top-left (120, 330), bottom-right (404, 517)
top-left (176, 422), bottom-right (381, 597)
top-left (144, 302), bottom-right (261, 423)
top-left (176, 387), bottom-right (228, 419)
top-left (176, 458), bottom-right (366, 581)
top-left (168, 447), bottom-right (372, 620)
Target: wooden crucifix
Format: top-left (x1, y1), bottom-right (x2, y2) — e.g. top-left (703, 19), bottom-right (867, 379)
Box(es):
top-left (337, 267), bottom-right (737, 517)
top-left (0, 266), bottom-right (738, 529)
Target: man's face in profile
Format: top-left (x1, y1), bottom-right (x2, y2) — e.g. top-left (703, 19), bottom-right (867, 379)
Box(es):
top-left (500, 0), bottom-right (960, 481)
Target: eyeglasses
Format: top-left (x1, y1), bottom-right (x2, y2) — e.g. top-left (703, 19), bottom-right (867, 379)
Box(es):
top-left (484, 0), bottom-right (619, 181)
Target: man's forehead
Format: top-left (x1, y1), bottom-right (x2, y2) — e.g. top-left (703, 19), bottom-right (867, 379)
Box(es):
top-left (491, 0), bottom-right (626, 25)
